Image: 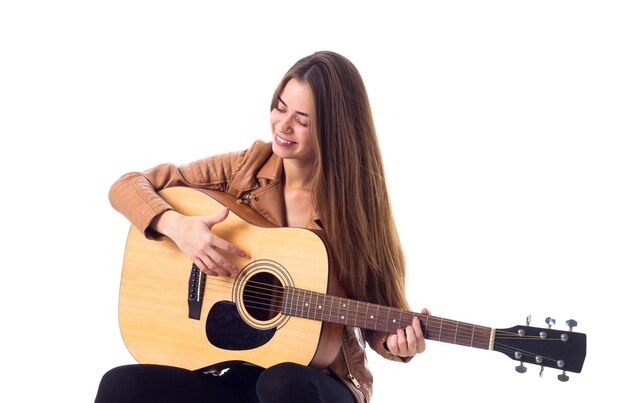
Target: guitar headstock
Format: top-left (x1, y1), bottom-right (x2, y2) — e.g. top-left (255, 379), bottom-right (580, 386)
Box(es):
top-left (494, 316), bottom-right (586, 381)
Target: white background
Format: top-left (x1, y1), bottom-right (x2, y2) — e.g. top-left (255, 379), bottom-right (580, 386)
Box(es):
top-left (1, 1), bottom-right (624, 402)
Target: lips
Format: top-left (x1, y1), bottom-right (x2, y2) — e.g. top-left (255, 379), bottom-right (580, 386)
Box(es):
top-left (275, 134), bottom-right (295, 145)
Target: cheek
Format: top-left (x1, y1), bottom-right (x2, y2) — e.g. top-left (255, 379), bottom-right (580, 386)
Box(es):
top-left (269, 110), bottom-right (281, 128)
top-left (297, 127), bottom-right (311, 140)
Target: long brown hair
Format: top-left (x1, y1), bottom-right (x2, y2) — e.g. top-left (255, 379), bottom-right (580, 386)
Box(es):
top-left (271, 51), bottom-right (409, 310)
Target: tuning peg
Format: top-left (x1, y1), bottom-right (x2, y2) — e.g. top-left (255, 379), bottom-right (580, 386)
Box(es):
top-left (545, 317), bottom-right (555, 329)
top-left (514, 351), bottom-right (527, 374)
top-left (526, 315), bottom-right (531, 326)
top-left (566, 319), bottom-right (578, 331)
top-left (536, 355), bottom-right (545, 378)
top-left (558, 370), bottom-right (570, 382)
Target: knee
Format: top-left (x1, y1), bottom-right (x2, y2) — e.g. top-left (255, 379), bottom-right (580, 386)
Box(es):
top-left (94, 365), bottom-right (141, 403)
top-left (256, 362), bottom-right (311, 400)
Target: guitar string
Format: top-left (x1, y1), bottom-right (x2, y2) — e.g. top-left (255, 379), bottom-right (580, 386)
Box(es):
top-left (191, 278), bottom-right (561, 357)
top-left (213, 279), bottom-right (555, 346)
top-left (239, 288), bottom-right (566, 360)
top-left (221, 279), bottom-right (490, 341)
top-left (198, 275), bottom-right (570, 348)
top-left (200, 278), bottom-right (493, 344)
top-left (240, 290), bottom-right (569, 360)
top-left (493, 342), bottom-right (562, 366)
top-left (240, 282), bottom-right (563, 359)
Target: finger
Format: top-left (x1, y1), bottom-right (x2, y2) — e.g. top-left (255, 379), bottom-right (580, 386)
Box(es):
top-left (204, 247), bottom-right (238, 275)
top-left (404, 321), bottom-right (418, 353)
top-left (193, 257), bottom-right (218, 277)
top-left (413, 316), bottom-right (426, 353)
top-left (386, 334), bottom-right (399, 355)
top-left (395, 327), bottom-right (407, 354)
top-left (210, 236), bottom-right (247, 258)
top-left (421, 307), bottom-right (430, 315)
top-left (196, 250), bottom-right (231, 277)
top-left (203, 208), bottom-right (230, 227)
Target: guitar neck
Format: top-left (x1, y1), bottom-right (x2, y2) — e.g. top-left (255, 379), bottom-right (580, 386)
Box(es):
top-left (282, 287), bottom-right (494, 350)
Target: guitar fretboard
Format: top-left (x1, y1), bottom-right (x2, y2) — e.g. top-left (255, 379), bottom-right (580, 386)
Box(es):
top-left (282, 287), bottom-right (493, 350)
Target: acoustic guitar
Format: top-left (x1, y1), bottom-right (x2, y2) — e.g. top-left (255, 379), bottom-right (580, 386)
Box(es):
top-left (118, 186), bottom-right (586, 380)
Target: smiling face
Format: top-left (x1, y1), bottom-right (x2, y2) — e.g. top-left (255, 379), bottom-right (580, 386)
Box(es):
top-left (270, 79), bottom-right (315, 165)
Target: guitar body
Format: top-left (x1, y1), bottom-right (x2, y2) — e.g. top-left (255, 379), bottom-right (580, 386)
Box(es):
top-left (119, 187), bottom-right (344, 371)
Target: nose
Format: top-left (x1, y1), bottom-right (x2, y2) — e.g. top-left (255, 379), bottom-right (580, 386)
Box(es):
top-left (276, 114), bottom-right (295, 133)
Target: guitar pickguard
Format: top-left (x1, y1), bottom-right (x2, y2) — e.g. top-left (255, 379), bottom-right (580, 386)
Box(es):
top-left (206, 301), bottom-right (276, 350)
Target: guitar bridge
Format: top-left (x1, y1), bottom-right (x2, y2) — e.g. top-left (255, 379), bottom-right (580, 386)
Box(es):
top-left (188, 264), bottom-right (205, 319)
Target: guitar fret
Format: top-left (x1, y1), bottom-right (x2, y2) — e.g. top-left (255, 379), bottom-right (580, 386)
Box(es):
top-left (298, 288), bottom-right (304, 317)
top-left (336, 297), bottom-right (342, 323)
top-left (312, 291), bottom-right (317, 321)
top-left (389, 308), bottom-right (397, 330)
top-left (375, 305), bottom-right (380, 331)
top-left (315, 292), bottom-right (322, 321)
top-left (385, 308), bottom-right (389, 332)
top-left (313, 293), bottom-right (319, 320)
top-left (294, 287), bottom-right (300, 317)
top-left (283, 287), bottom-right (288, 316)
top-left (286, 287), bottom-right (291, 317)
top-left (317, 293), bottom-right (323, 321)
top-left (438, 317), bottom-right (443, 341)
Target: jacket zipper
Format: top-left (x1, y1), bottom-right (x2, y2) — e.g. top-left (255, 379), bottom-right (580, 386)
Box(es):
top-left (236, 193), bottom-right (258, 205)
top-left (341, 345), bottom-right (361, 389)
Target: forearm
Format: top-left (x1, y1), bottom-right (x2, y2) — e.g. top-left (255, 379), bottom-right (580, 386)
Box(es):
top-left (108, 163), bottom-right (188, 238)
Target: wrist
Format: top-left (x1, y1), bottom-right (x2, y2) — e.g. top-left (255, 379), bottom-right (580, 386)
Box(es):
top-left (150, 209), bottom-right (180, 238)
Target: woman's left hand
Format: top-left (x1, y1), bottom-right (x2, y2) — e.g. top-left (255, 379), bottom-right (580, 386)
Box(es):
top-left (385, 308), bottom-right (429, 357)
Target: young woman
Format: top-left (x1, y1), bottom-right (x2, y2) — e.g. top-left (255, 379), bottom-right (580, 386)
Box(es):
top-left (96, 50), bottom-right (427, 403)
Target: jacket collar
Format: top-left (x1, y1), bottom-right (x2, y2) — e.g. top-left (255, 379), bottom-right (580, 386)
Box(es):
top-left (257, 152), bottom-right (283, 182)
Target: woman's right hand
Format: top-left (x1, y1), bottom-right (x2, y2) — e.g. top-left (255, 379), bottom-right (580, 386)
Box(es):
top-left (152, 208), bottom-right (247, 276)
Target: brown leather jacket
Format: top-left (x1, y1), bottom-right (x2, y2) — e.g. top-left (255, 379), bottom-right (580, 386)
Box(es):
top-left (109, 140), bottom-right (410, 402)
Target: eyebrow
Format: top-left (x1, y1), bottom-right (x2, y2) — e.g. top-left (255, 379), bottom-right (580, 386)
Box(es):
top-left (277, 96), bottom-right (310, 117)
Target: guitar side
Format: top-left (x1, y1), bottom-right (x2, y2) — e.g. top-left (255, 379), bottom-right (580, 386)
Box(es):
top-left (118, 187), bottom-right (343, 371)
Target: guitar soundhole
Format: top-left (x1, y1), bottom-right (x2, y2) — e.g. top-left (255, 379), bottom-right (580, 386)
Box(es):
top-left (242, 272), bottom-right (283, 322)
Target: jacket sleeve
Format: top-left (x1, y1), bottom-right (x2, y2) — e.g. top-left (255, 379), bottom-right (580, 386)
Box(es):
top-left (108, 140), bottom-right (270, 239)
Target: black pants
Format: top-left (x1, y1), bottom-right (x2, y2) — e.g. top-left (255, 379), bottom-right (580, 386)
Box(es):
top-left (94, 362), bottom-right (356, 403)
